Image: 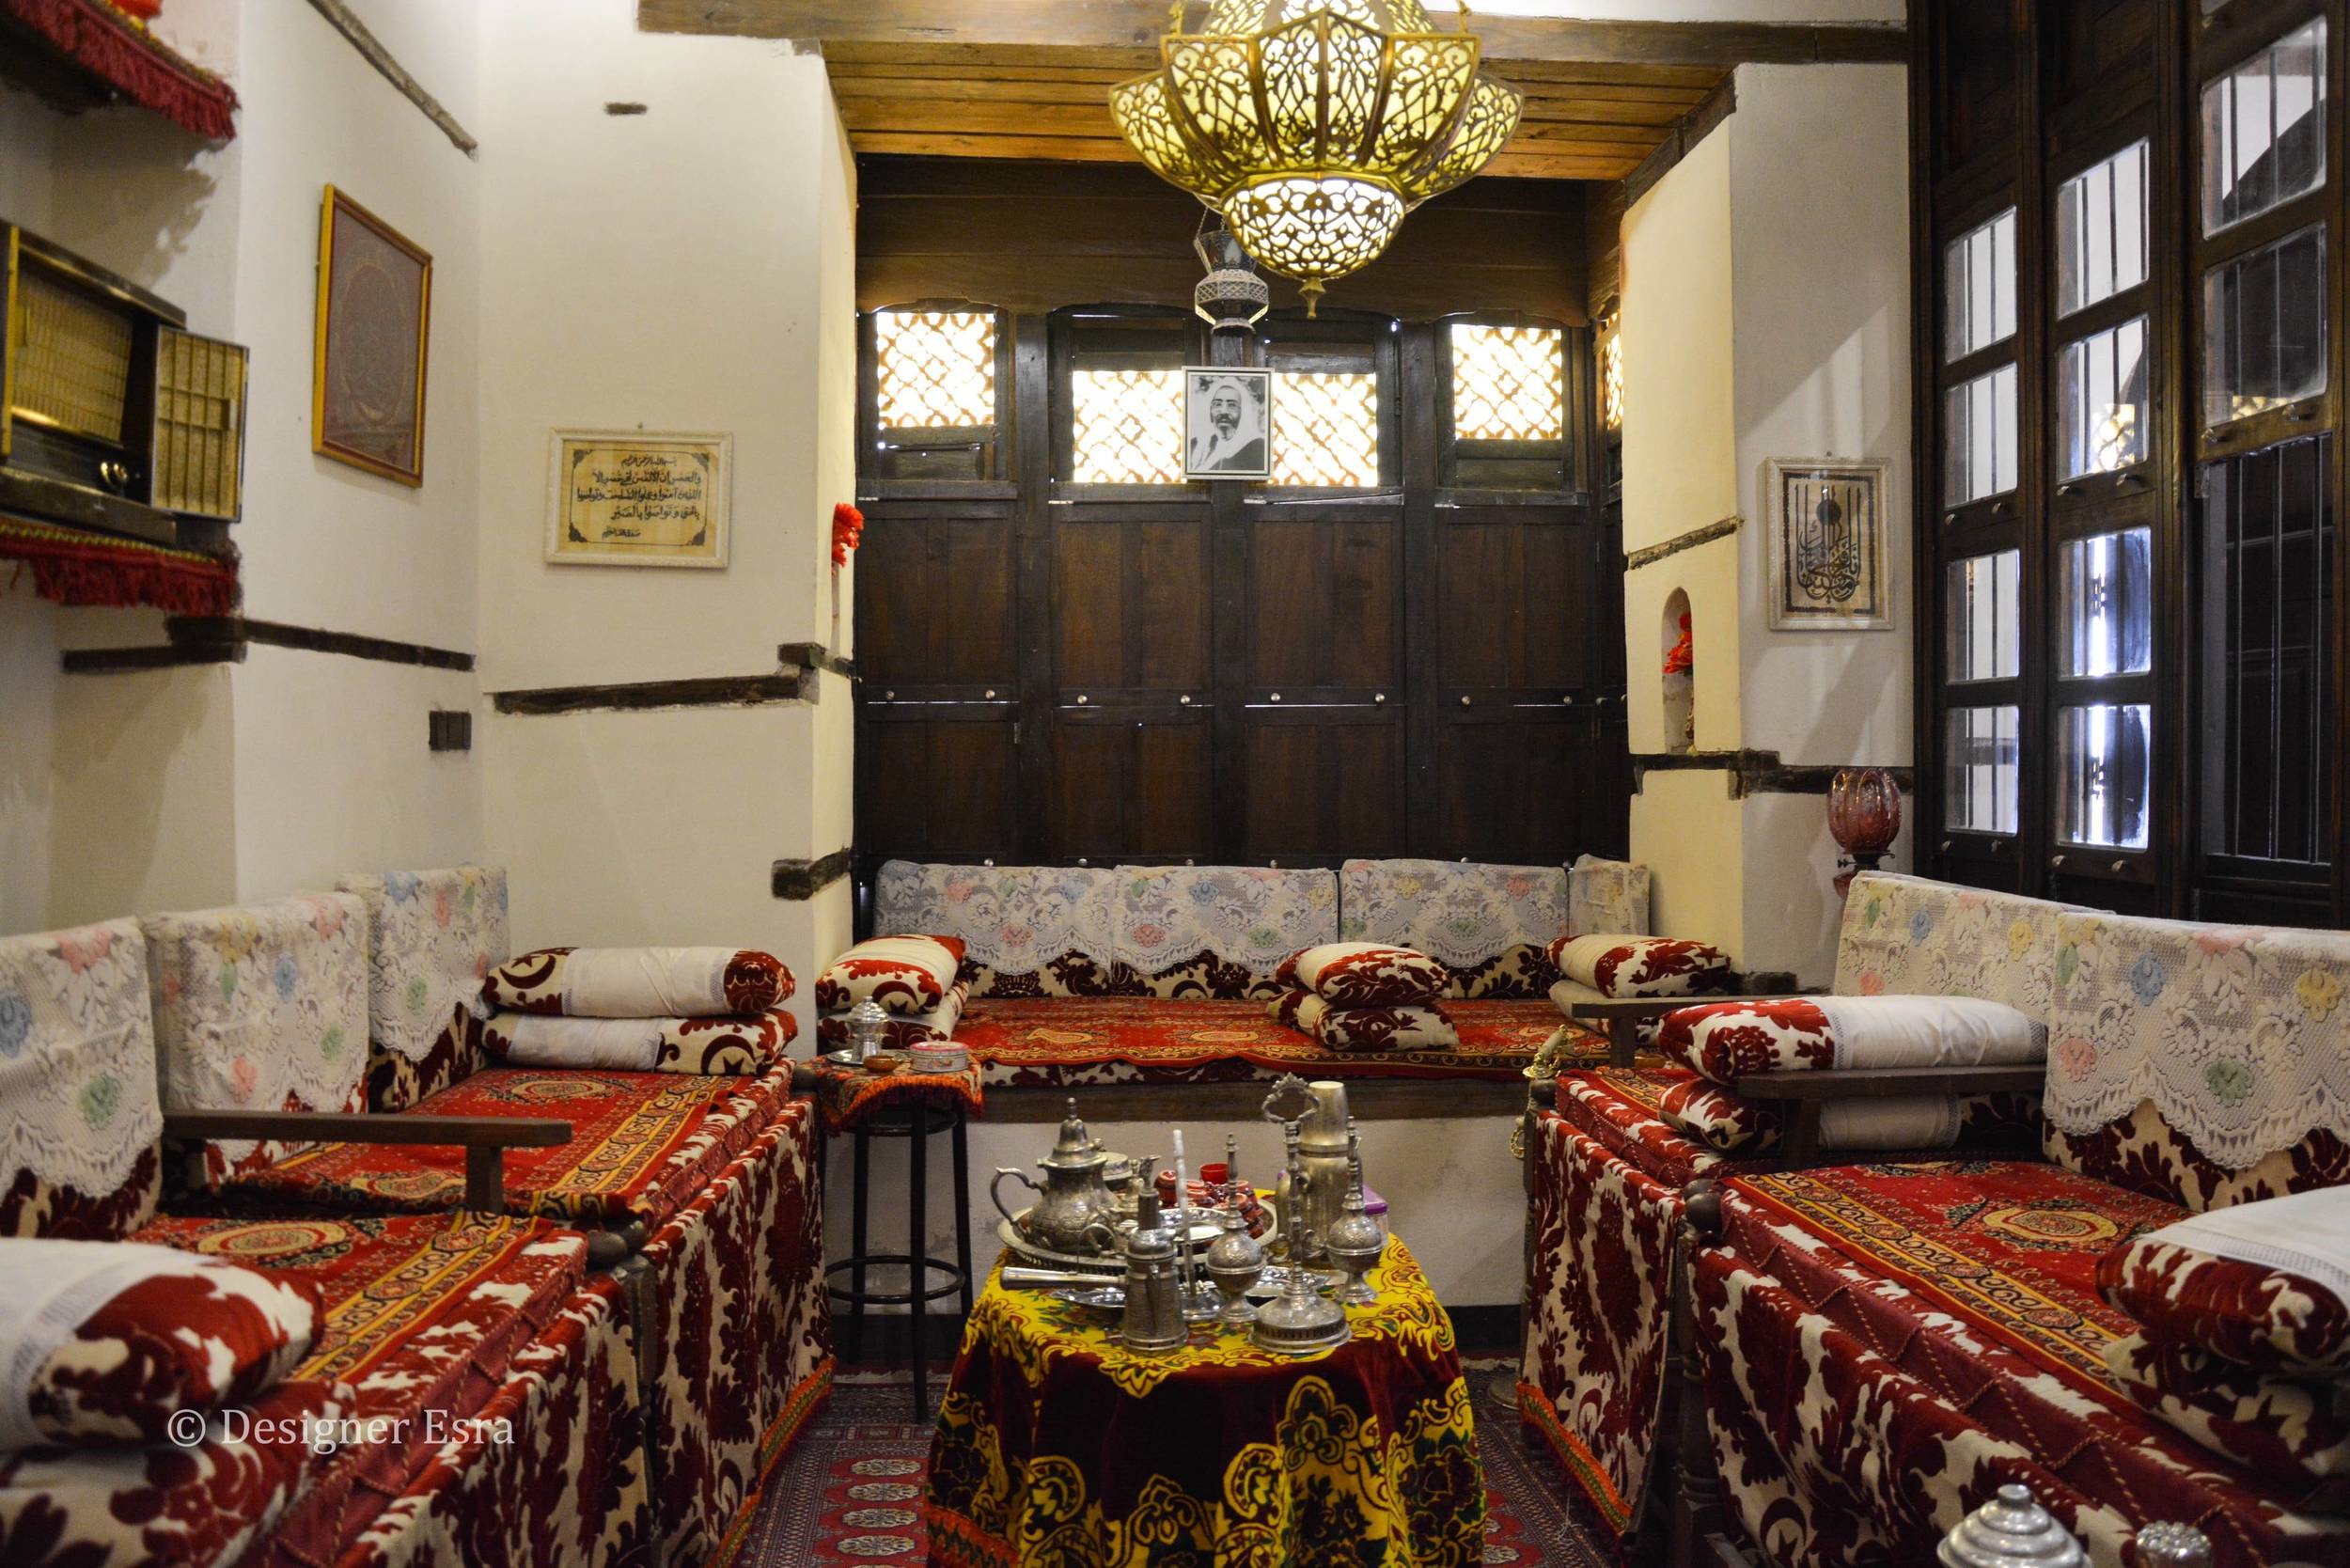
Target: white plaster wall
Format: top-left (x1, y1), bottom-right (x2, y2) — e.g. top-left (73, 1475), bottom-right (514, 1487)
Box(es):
top-left (1725, 63), bottom-right (1912, 980)
top-left (0, 85), bottom-right (56, 222)
top-left (0, 584), bottom-right (62, 933)
top-left (46, 665), bottom-right (239, 925)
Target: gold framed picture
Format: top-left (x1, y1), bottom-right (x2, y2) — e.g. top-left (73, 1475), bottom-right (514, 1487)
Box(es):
top-left (545, 430), bottom-right (732, 569)
top-left (312, 186), bottom-right (431, 485)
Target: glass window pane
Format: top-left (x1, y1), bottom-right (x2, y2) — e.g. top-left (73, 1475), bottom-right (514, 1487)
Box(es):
top-left (2057, 703), bottom-right (2154, 848)
top-left (2058, 141), bottom-right (2150, 317)
top-left (1271, 370), bottom-right (1381, 487)
top-left (1944, 209), bottom-right (2018, 361)
top-left (873, 309), bottom-right (996, 430)
top-left (1070, 368), bottom-right (1185, 484)
top-left (2060, 528), bottom-right (2154, 677)
top-left (1947, 551), bottom-right (2021, 683)
top-left (1945, 705), bottom-right (2021, 833)
top-left (2058, 316), bottom-right (2150, 478)
top-left (2201, 18), bottom-right (2328, 234)
top-left (2202, 224), bottom-right (2328, 426)
top-left (1945, 364), bottom-right (2019, 506)
top-left (1450, 323), bottom-right (1565, 441)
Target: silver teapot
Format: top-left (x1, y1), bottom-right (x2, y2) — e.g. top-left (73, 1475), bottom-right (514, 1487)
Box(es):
top-left (991, 1098), bottom-right (1118, 1253)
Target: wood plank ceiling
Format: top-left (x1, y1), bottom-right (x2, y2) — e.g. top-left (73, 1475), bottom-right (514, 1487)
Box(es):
top-left (640, 4), bottom-right (1904, 183)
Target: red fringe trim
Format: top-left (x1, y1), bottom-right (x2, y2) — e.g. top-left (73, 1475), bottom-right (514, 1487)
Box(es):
top-left (0, 523), bottom-right (236, 615)
top-left (1, 0), bottom-right (239, 141)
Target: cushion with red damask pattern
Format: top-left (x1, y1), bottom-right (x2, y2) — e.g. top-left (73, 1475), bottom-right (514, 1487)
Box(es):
top-left (0, 1239), bottom-right (321, 1449)
top-left (1546, 934), bottom-right (1731, 999)
top-left (484, 946), bottom-right (793, 1016)
top-left (2098, 1188), bottom-right (2350, 1374)
top-left (2104, 1329), bottom-right (2350, 1510)
top-left (1657, 995), bottom-right (2045, 1086)
top-left (818, 980), bottom-right (969, 1049)
top-left (812, 935), bottom-right (967, 1014)
top-left (1277, 943), bottom-right (1448, 1008)
top-left (480, 1007), bottom-right (795, 1074)
top-left (1655, 1077), bottom-right (2035, 1154)
top-left (1268, 991), bottom-right (1458, 1050)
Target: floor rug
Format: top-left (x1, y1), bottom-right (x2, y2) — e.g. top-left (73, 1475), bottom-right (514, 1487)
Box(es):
top-left (728, 1358), bottom-right (1613, 1566)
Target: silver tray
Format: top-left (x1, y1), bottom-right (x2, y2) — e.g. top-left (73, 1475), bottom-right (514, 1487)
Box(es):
top-left (996, 1210), bottom-right (1279, 1277)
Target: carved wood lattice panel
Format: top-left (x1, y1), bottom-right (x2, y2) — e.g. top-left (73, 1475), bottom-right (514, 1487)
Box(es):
top-left (1450, 322), bottom-right (1565, 441)
top-left (1071, 368), bottom-right (1186, 484)
top-left (1271, 370), bottom-right (1381, 486)
top-left (874, 309), bottom-right (996, 430)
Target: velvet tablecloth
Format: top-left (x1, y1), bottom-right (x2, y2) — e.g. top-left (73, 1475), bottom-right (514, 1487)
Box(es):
top-left (926, 1237), bottom-right (1483, 1567)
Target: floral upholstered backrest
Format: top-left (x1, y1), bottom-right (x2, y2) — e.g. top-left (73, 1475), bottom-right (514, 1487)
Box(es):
top-left (873, 861), bottom-right (1128, 997)
top-left (1115, 866), bottom-right (1339, 998)
top-left (2043, 909), bottom-right (2350, 1212)
top-left (142, 894), bottom-right (370, 1183)
top-left (336, 868), bottom-right (509, 1111)
top-left (1567, 856), bottom-right (1651, 941)
top-left (1339, 859), bottom-right (1569, 998)
top-left (0, 919), bottom-right (164, 1239)
top-left (1832, 873), bottom-right (2080, 1019)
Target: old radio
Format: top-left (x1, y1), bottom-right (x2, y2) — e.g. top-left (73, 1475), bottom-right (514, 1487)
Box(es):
top-left (3, 220), bottom-right (247, 534)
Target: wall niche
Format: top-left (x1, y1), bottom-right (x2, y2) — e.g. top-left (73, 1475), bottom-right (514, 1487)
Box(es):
top-left (1661, 588), bottom-right (1694, 754)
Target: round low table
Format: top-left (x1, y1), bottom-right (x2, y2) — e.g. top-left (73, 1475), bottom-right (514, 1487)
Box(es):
top-left (923, 1235), bottom-right (1485, 1568)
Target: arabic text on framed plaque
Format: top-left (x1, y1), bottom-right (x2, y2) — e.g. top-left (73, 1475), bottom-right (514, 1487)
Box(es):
top-left (545, 430), bottom-right (731, 568)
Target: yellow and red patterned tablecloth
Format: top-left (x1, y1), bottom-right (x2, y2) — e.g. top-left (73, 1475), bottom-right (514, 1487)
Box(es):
top-left (807, 1055), bottom-right (984, 1136)
top-left (925, 1236), bottom-right (1484, 1568)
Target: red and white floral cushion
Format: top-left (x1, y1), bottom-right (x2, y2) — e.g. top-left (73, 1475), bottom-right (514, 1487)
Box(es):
top-left (1653, 1078), bottom-right (2034, 1155)
top-left (1268, 991), bottom-right (1457, 1051)
top-left (484, 947), bottom-right (794, 1016)
top-left (0, 1239), bottom-right (322, 1449)
top-left (1276, 943), bottom-right (1448, 1008)
top-left (2104, 1330), bottom-right (2350, 1511)
top-left (2098, 1189), bottom-right (2350, 1374)
top-left (1658, 995), bottom-right (2046, 1086)
top-left (479, 1008), bottom-right (795, 1075)
top-left (812, 935), bottom-right (966, 1015)
top-left (1545, 934), bottom-right (1731, 999)
top-left (816, 980), bottom-right (970, 1050)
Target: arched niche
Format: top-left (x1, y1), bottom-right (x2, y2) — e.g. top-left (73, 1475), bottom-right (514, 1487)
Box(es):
top-left (1661, 588), bottom-right (1694, 754)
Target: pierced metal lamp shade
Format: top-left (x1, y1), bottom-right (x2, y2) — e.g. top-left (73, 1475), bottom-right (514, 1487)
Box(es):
top-left (1112, 0), bottom-right (1522, 313)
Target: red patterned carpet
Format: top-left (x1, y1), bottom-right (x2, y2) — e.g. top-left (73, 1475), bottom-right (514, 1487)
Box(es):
top-left (728, 1360), bottom-right (1611, 1566)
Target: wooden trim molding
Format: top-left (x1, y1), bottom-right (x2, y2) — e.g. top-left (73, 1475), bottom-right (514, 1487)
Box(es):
top-left (779, 640), bottom-right (856, 679)
top-left (1624, 515), bottom-right (1741, 572)
top-left (304, 0), bottom-right (478, 153)
top-left (490, 670), bottom-right (819, 715)
top-left (1631, 749), bottom-right (1916, 798)
top-left (772, 847), bottom-right (854, 900)
top-left (1625, 74), bottom-right (1738, 206)
top-left (64, 617), bottom-right (473, 674)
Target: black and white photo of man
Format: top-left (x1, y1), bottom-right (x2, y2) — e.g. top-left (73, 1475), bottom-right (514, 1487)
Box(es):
top-left (1183, 368), bottom-right (1272, 478)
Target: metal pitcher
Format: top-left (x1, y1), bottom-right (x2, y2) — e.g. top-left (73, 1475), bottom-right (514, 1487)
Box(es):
top-left (990, 1098), bottom-right (1118, 1253)
top-left (1089, 1194), bottom-right (1188, 1352)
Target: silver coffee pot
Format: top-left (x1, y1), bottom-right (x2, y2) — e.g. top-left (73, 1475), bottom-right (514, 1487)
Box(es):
top-left (991, 1098), bottom-right (1118, 1253)
top-left (1089, 1194), bottom-right (1189, 1353)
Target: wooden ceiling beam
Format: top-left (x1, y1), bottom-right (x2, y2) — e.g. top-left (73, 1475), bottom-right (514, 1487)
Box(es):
top-left (641, 1), bottom-right (1902, 69)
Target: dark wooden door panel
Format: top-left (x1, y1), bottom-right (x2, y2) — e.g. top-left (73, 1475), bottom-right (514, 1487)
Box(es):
top-left (1438, 515), bottom-right (1597, 690)
top-left (1434, 712), bottom-right (1597, 863)
top-left (1243, 712), bottom-right (1405, 861)
top-left (1054, 523), bottom-right (1125, 689)
top-left (1054, 518), bottom-right (1213, 693)
top-left (1049, 713), bottom-right (1214, 861)
top-left (856, 512), bottom-right (1017, 687)
top-left (859, 713), bottom-right (1019, 858)
top-left (1249, 517), bottom-right (1402, 689)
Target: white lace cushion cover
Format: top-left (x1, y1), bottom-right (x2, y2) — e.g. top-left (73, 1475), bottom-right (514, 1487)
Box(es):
top-left (813, 935), bottom-right (967, 1014)
top-left (2101, 1188), bottom-right (2350, 1373)
top-left (1567, 855), bottom-right (1652, 941)
top-left (335, 868), bottom-right (508, 1062)
top-left (0, 1238), bottom-right (321, 1450)
top-left (1547, 934), bottom-right (1731, 998)
top-left (144, 896), bottom-right (370, 1122)
top-left (873, 862), bottom-right (1125, 973)
top-left (1831, 871), bottom-right (2080, 1016)
top-left (0, 920), bottom-right (164, 1219)
top-left (1277, 943), bottom-right (1447, 1007)
top-left (2044, 909), bottom-right (2350, 1172)
top-left (1116, 866), bottom-right (1339, 975)
top-left (1337, 859), bottom-right (1569, 969)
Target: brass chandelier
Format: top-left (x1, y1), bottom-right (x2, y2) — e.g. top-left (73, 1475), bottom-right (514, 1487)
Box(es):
top-left (1111, 0), bottom-right (1523, 314)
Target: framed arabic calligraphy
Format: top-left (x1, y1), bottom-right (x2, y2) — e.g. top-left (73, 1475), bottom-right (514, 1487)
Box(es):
top-left (1764, 457), bottom-right (1892, 631)
top-left (544, 430), bottom-right (731, 568)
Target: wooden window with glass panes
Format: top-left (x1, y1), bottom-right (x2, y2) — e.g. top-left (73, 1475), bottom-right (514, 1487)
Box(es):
top-left (1913, 0), bottom-right (2345, 925)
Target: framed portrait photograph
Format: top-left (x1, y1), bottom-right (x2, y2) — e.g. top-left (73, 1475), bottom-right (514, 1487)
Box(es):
top-left (312, 186), bottom-right (431, 485)
top-left (545, 430), bottom-right (731, 569)
top-left (1764, 457), bottom-right (1894, 631)
top-left (1183, 367), bottom-right (1273, 480)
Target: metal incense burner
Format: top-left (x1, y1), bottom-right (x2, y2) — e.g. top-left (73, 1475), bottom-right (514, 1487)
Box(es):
top-left (1323, 1121), bottom-right (1386, 1308)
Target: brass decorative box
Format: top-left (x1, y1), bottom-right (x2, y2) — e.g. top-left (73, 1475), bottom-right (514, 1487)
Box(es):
top-left (3, 220), bottom-right (248, 534)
